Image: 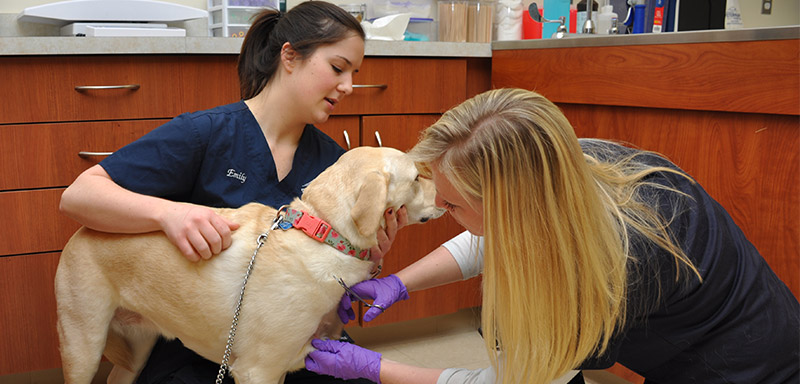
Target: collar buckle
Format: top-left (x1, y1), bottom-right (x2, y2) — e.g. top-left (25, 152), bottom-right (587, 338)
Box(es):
top-left (294, 211), bottom-right (332, 243)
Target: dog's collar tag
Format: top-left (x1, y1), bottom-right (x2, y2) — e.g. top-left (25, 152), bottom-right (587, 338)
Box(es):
top-left (280, 208), bottom-right (370, 261)
top-left (278, 221), bottom-right (293, 230)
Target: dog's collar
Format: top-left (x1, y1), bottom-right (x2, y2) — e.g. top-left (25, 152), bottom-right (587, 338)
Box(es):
top-left (277, 207), bottom-right (370, 261)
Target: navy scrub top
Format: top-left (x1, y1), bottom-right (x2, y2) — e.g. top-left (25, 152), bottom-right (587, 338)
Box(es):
top-left (101, 100), bottom-right (346, 209)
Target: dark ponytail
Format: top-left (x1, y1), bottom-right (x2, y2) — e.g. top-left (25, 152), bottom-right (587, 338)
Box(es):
top-left (237, 1), bottom-right (366, 100)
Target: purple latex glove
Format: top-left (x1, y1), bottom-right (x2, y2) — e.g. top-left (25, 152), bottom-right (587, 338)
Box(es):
top-left (305, 339), bottom-right (382, 383)
top-left (338, 274), bottom-right (410, 323)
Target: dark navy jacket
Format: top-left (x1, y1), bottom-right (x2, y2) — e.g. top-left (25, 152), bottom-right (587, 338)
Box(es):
top-left (577, 139), bottom-right (799, 384)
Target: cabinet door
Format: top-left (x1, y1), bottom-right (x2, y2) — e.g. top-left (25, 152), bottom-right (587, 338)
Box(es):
top-left (361, 114), bottom-right (439, 151)
top-left (0, 189), bottom-right (80, 256)
top-left (316, 116), bottom-right (361, 151)
top-left (0, 252), bottom-right (61, 375)
top-left (361, 115), bottom-right (482, 327)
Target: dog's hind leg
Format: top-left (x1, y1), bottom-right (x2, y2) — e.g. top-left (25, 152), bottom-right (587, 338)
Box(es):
top-left (55, 252), bottom-right (121, 384)
top-left (56, 292), bottom-right (117, 383)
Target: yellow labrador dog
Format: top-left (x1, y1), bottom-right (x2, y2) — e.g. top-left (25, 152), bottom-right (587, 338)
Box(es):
top-left (55, 146), bottom-right (444, 384)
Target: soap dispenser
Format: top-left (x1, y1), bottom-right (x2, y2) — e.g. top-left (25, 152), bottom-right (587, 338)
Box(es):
top-left (596, 0), bottom-right (617, 34)
top-left (543, 0), bottom-right (570, 38)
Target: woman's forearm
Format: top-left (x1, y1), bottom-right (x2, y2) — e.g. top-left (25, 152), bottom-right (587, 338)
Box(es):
top-left (59, 164), bottom-right (170, 234)
top-left (395, 246), bottom-right (465, 293)
top-left (380, 359), bottom-right (444, 384)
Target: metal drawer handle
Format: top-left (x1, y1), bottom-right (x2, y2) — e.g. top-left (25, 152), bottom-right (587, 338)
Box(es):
top-left (78, 151), bottom-right (113, 157)
top-left (374, 131), bottom-right (383, 147)
top-left (343, 130), bottom-right (352, 150)
top-left (353, 84), bottom-right (388, 89)
top-left (75, 84), bottom-right (141, 91)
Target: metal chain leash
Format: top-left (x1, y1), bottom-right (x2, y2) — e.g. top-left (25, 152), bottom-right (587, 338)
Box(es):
top-left (216, 211), bottom-right (285, 384)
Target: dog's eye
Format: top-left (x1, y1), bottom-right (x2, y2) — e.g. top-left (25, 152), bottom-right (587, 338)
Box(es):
top-left (414, 175), bottom-right (420, 182)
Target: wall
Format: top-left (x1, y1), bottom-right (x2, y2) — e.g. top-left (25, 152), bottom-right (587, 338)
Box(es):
top-left (5, 0), bottom-right (799, 28)
top-left (738, 0), bottom-right (799, 28)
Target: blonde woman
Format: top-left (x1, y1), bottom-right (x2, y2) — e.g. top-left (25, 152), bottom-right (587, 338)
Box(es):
top-left (305, 88), bottom-right (800, 384)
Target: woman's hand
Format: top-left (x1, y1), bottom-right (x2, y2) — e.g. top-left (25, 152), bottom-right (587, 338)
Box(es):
top-left (369, 207), bottom-right (408, 264)
top-left (159, 202), bottom-right (240, 262)
top-left (305, 339), bottom-right (382, 383)
top-left (338, 274), bottom-right (410, 323)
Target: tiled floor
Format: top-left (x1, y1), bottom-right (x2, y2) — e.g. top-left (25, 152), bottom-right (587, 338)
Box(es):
top-left (1, 307), bottom-right (627, 384)
top-left (347, 306), bottom-right (491, 371)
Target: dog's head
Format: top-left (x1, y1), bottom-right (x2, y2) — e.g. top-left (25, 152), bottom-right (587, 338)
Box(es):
top-left (301, 147), bottom-right (445, 247)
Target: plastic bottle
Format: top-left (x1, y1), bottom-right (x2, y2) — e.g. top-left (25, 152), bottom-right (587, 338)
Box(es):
top-left (632, 0), bottom-right (645, 34)
top-left (596, 0), bottom-right (617, 35)
top-left (724, 0), bottom-right (743, 29)
top-left (569, 5), bottom-right (577, 34)
top-left (543, 0), bottom-right (569, 39)
top-left (652, 0), bottom-right (665, 33)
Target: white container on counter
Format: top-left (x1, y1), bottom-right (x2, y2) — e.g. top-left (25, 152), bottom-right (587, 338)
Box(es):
top-left (494, 0), bottom-right (522, 40)
top-left (208, 0), bottom-right (278, 37)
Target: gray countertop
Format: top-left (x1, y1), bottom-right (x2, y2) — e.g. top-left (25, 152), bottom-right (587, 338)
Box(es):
top-left (0, 36), bottom-right (492, 57)
top-left (0, 26), bottom-right (796, 57)
top-left (492, 25), bottom-right (799, 50)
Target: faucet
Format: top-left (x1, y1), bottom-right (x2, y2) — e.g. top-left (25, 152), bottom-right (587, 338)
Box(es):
top-left (528, 2), bottom-right (568, 39)
top-left (583, 0), bottom-right (596, 34)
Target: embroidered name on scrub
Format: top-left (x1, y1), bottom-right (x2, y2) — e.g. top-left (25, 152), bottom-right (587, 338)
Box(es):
top-left (227, 169), bottom-right (247, 183)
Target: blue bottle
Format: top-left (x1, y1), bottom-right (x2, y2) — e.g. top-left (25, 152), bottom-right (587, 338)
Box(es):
top-left (543, 0), bottom-right (570, 38)
top-left (632, 3), bottom-right (646, 33)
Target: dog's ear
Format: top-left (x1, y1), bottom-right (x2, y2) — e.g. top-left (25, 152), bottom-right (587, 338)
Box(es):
top-left (351, 171), bottom-right (389, 238)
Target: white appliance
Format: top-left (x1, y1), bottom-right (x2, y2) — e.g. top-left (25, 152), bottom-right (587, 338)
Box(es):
top-left (17, 0), bottom-right (208, 37)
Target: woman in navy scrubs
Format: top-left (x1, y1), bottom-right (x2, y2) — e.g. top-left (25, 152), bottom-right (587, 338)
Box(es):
top-left (59, 2), bottom-right (402, 383)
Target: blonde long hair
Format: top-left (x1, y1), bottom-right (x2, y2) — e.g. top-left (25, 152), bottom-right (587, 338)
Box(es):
top-left (408, 88), bottom-right (697, 384)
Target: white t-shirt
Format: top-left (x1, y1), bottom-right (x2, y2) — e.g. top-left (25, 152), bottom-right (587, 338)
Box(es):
top-left (441, 230), bottom-right (484, 280)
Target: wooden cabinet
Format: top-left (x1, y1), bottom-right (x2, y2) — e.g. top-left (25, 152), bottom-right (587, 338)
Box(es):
top-left (492, 37), bottom-right (799, 384)
top-left (0, 53), bottom-right (491, 375)
top-left (0, 54), bottom-right (240, 376)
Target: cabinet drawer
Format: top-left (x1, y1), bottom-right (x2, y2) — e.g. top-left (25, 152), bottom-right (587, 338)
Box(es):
top-left (334, 58), bottom-right (468, 116)
top-left (0, 120), bottom-right (163, 190)
top-left (0, 55), bottom-right (239, 125)
top-left (0, 189), bottom-right (81, 256)
top-left (0, 56), bottom-right (182, 124)
top-left (0, 252), bottom-right (61, 375)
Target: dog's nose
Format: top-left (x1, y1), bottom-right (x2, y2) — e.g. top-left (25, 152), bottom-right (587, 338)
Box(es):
top-left (420, 217), bottom-right (429, 223)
